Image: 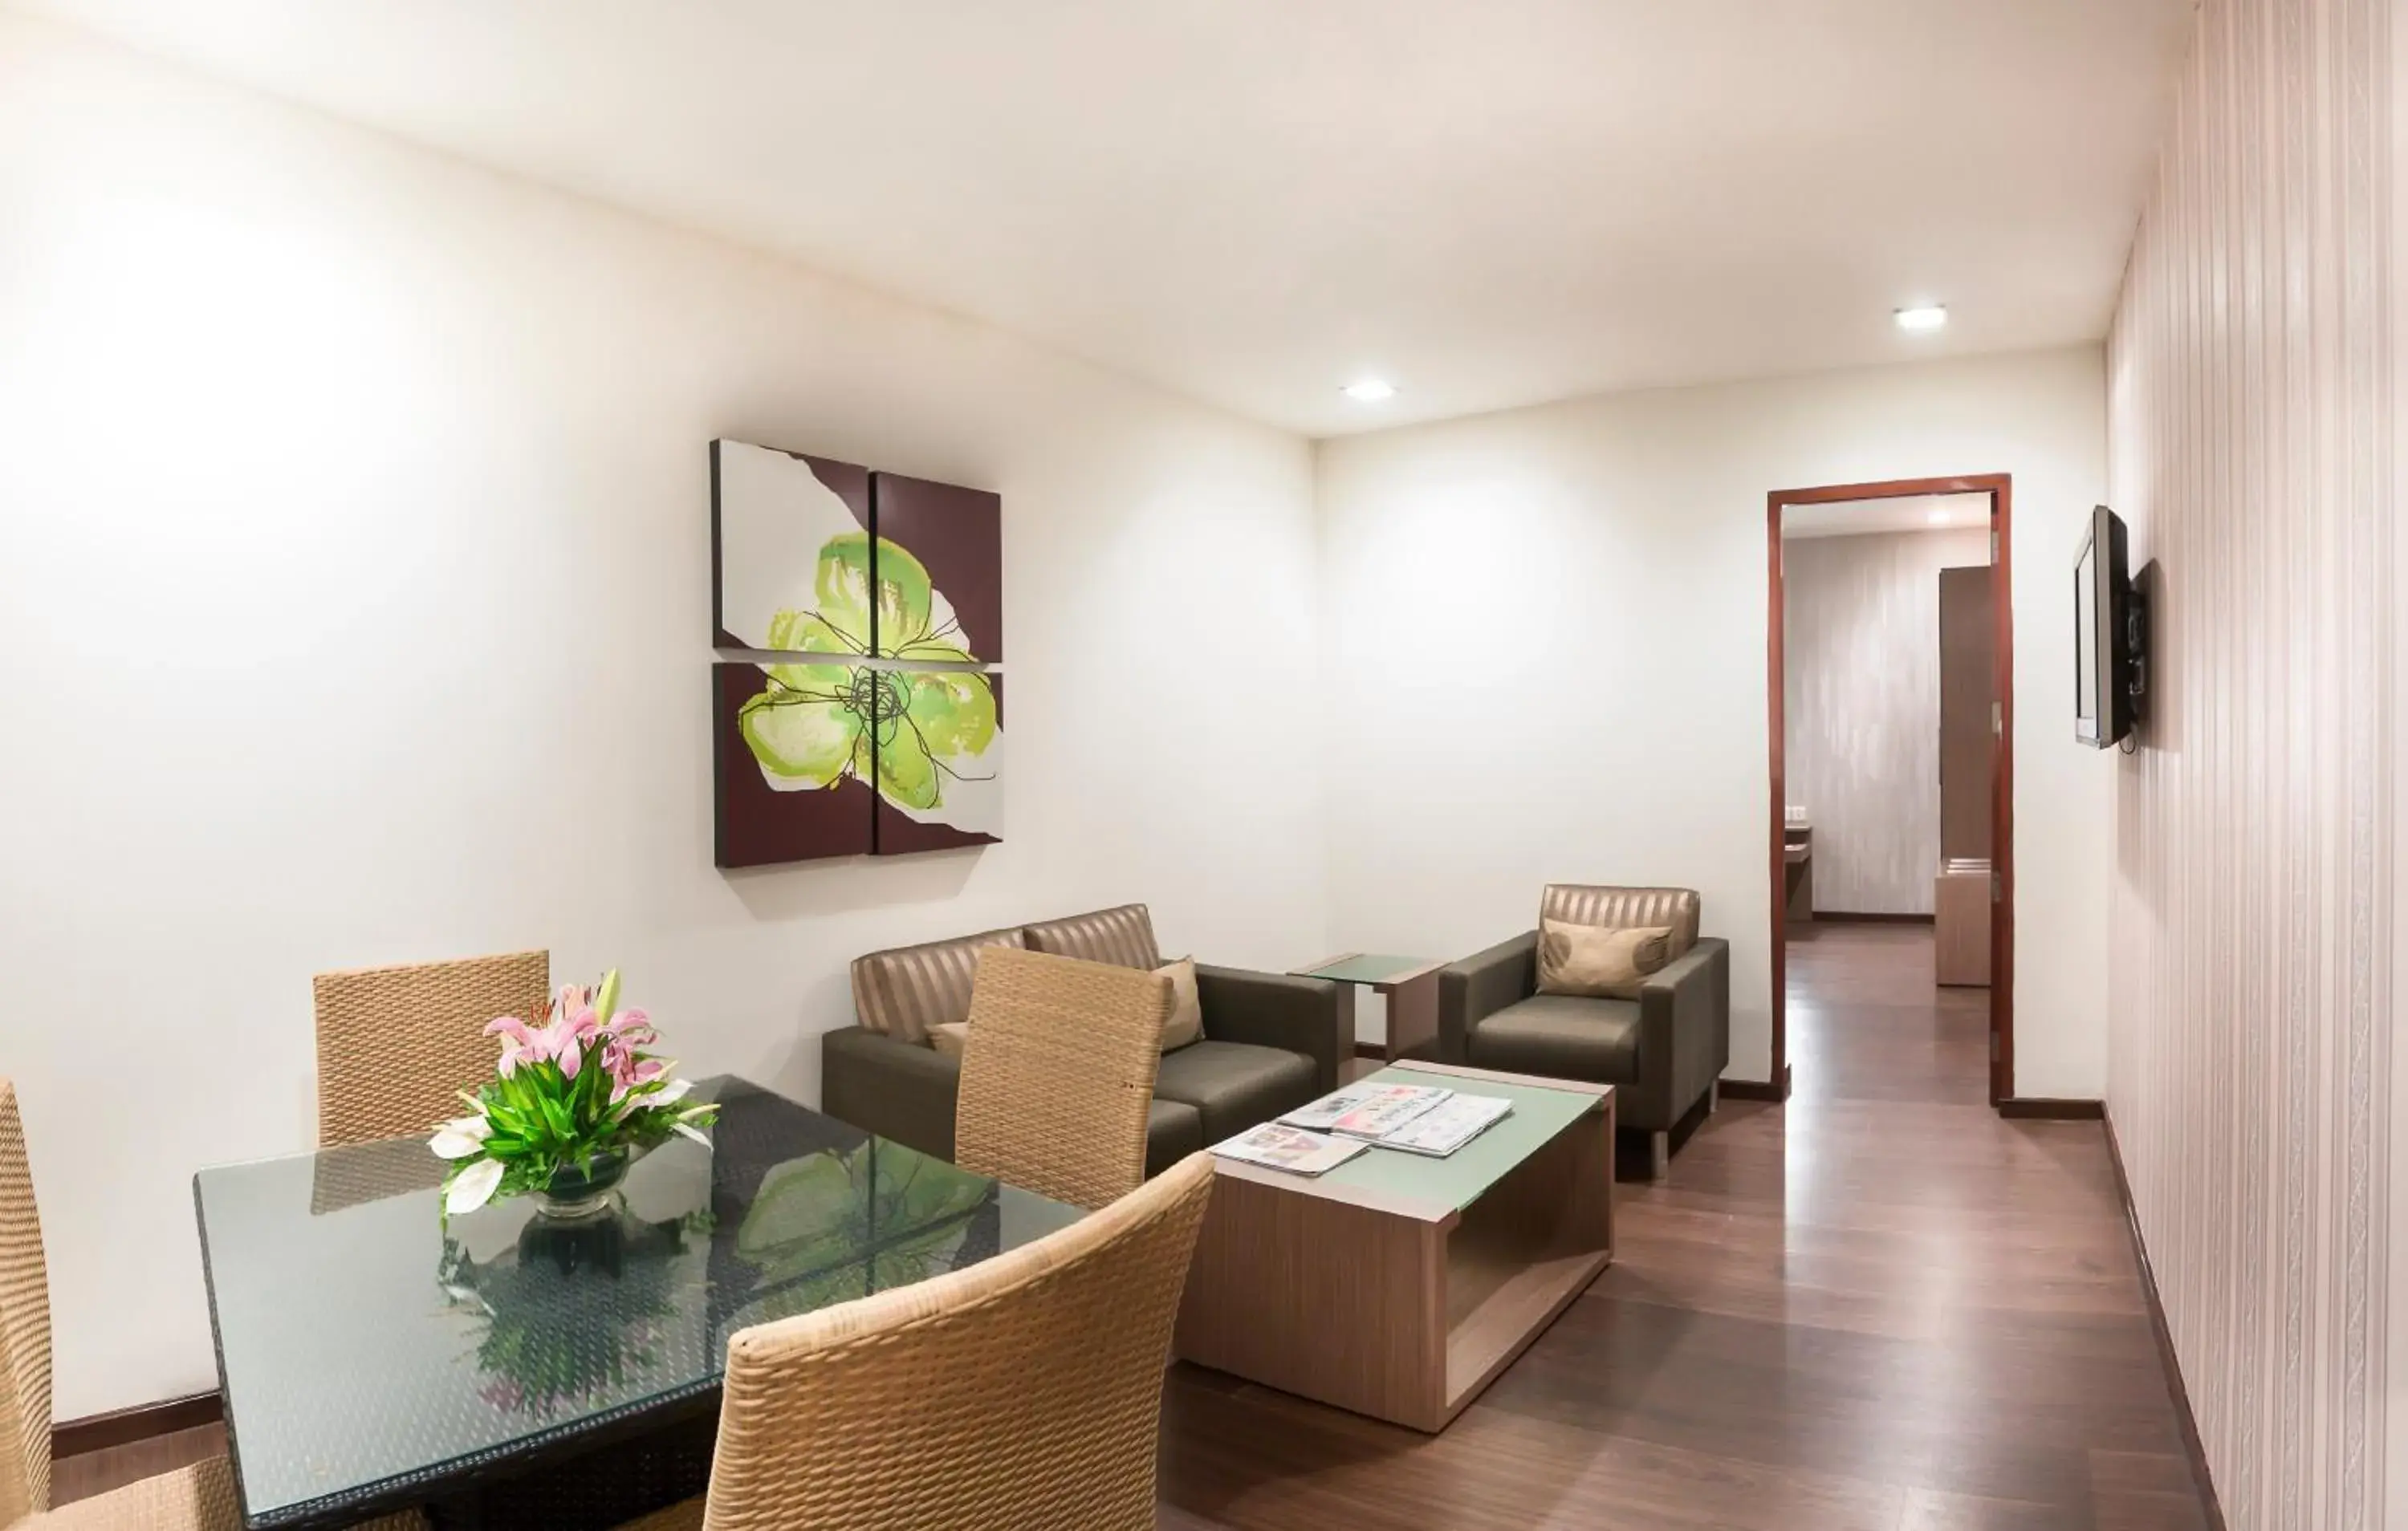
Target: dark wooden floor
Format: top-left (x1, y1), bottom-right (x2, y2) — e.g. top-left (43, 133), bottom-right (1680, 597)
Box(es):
top-left (1157, 924), bottom-right (2211, 1530)
top-left (51, 1422), bottom-right (225, 1506)
top-left (59, 926), bottom-right (2209, 1527)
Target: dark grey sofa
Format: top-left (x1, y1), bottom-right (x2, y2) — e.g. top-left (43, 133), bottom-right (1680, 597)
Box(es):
top-left (822, 904), bottom-right (1344, 1176)
top-left (1439, 884), bottom-right (1730, 1177)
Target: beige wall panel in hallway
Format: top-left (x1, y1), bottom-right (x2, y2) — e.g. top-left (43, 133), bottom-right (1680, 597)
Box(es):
top-left (1781, 527), bottom-right (1989, 915)
top-left (2105, 0), bottom-right (2400, 1527)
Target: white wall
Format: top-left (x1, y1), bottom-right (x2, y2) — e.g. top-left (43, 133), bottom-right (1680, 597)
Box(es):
top-left (1316, 347), bottom-right (2111, 1092)
top-left (1783, 527), bottom-right (1991, 916)
top-left (2106, 0), bottom-right (2401, 1525)
top-left (0, 16), bottom-right (1326, 1417)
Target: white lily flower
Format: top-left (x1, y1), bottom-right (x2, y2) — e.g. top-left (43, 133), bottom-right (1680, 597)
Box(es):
top-left (428, 1115), bottom-right (493, 1160)
top-left (650, 1078), bottom-right (693, 1106)
top-left (444, 1156), bottom-right (506, 1215)
top-left (672, 1121), bottom-right (713, 1147)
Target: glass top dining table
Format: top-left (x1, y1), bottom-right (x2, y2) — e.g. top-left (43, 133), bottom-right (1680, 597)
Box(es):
top-left (192, 1077), bottom-right (1084, 1529)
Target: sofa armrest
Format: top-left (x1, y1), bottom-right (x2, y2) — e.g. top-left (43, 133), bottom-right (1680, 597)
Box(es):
top-left (1194, 965), bottom-right (1347, 1092)
top-left (1633, 937), bottom-right (1731, 1128)
top-left (1439, 932), bottom-right (1540, 1063)
top-left (821, 1025), bottom-right (961, 1161)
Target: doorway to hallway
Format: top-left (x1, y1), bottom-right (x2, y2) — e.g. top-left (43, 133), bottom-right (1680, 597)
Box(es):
top-left (1767, 475), bottom-right (2015, 1107)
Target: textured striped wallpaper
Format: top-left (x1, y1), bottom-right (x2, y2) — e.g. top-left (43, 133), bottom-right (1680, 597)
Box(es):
top-left (2104, 0), bottom-right (2395, 1527)
top-left (1781, 527), bottom-right (1991, 915)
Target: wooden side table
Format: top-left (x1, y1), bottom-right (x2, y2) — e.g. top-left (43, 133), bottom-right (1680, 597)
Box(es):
top-left (1292, 952), bottom-right (1447, 1062)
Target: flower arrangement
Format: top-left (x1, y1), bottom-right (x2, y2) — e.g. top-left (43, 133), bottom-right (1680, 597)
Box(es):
top-left (429, 970), bottom-right (717, 1216)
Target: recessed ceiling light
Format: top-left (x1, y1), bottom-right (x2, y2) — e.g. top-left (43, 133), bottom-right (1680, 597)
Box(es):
top-left (1341, 378), bottom-right (1397, 402)
top-left (1894, 304), bottom-right (1949, 333)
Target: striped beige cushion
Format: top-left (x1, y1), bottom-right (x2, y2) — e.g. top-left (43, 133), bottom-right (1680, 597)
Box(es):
top-left (1540, 884), bottom-right (1702, 960)
top-left (1021, 905), bottom-right (1161, 972)
top-left (852, 928), bottom-right (1031, 1045)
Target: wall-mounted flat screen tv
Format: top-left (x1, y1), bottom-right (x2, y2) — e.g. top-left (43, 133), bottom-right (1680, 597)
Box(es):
top-left (2074, 505), bottom-right (2145, 749)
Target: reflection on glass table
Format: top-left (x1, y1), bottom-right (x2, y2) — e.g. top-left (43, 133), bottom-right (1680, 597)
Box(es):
top-left (194, 1077), bottom-right (1084, 1529)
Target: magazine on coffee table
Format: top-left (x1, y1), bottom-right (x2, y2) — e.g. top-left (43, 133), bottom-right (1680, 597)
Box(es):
top-left (1210, 1122), bottom-right (1369, 1177)
top-left (1280, 1082), bottom-right (1454, 1140)
top-left (1377, 1094), bottom-right (1513, 1157)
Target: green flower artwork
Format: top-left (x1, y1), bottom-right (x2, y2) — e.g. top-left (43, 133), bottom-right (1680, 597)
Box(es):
top-left (710, 441), bottom-right (1005, 866)
top-left (736, 533), bottom-right (999, 814)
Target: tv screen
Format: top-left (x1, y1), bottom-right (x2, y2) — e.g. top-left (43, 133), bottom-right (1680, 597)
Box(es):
top-left (2074, 506), bottom-right (2139, 749)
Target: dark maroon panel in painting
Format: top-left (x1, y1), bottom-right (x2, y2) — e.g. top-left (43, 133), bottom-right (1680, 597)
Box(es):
top-left (868, 472), bottom-right (1003, 664)
top-left (873, 671), bottom-right (1004, 856)
top-left (710, 441), bottom-right (871, 650)
top-left (712, 661), bottom-right (875, 867)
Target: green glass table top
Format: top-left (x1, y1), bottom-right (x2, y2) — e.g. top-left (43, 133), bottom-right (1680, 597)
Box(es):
top-left (1308, 1066), bottom-right (1602, 1211)
top-left (1298, 953), bottom-right (1439, 985)
top-left (193, 1078), bottom-right (1083, 1528)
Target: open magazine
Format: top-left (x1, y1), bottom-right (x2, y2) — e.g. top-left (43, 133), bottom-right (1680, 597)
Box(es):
top-left (1278, 1081), bottom-right (1515, 1159)
top-left (1210, 1122), bottom-right (1368, 1176)
top-left (1281, 1082), bottom-right (1452, 1139)
top-left (1378, 1094), bottom-right (1513, 1156)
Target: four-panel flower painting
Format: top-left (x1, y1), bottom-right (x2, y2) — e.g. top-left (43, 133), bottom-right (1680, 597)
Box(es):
top-left (710, 441), bottom-right (1004, 866)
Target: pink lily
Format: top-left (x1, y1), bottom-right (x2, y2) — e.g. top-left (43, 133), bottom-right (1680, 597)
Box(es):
top-left (534, 1007), bottom-right (601, 1080)
top-left (608, 1054), bottom-right (665, 1103)
top-left (485, 1015), bottom-right (536, 1077)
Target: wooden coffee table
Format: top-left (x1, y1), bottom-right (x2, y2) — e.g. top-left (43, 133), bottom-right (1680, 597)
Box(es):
top-left (1175, 1061), bottom-right (1614, 1432)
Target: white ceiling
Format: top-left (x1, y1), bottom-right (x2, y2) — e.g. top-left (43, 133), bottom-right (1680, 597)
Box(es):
top-left (1781, 493), bottom-right (1993, 539)
top-left (14, 0), bottom-right (2194, 437)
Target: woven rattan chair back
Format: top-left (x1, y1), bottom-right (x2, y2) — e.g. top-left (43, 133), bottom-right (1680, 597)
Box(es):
top-left (698, 1150), bottom-right (1214, 1531)
top-left (953, 946), bottom-right (1171, 1210)
top-left (0, 1082), bottom-right (53, 1525)
top-left (312, 951), bottom-right (548, 1148)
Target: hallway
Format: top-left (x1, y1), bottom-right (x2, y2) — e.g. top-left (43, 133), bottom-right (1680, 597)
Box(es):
top-left (1159, 924), bottom-right (2211, 1529)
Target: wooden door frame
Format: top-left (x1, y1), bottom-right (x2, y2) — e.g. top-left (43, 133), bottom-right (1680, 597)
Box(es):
top-left (1766, 474), bottom-right (2015, 1106)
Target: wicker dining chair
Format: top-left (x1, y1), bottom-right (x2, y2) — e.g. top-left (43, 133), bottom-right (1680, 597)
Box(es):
top-left (618, 1150), bottom-right (1216, 1531)
top-left (951, 946), bottom-right (1174, 1210)
top-left (0, 1080), bottom-right (422, 1530)
top-left (311, 951), bottom-right (549, 1147)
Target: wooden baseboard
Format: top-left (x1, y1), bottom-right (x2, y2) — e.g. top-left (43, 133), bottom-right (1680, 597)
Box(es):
top-left (1716, 1065), bottom-right (1792, 1103)
top-left (2102, 1111), bottom-right (2227, 1531)
top-left (1995, 1097), bottom-right (2105, 1120)
top-left (1809, 911), bottom-right (1937, 925)
top-left (52, 1391), bottom-right (222, 1461)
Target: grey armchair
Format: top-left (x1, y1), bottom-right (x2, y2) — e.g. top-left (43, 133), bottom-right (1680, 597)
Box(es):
top-left (1438, 884), bottom-right (1730, 1178)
